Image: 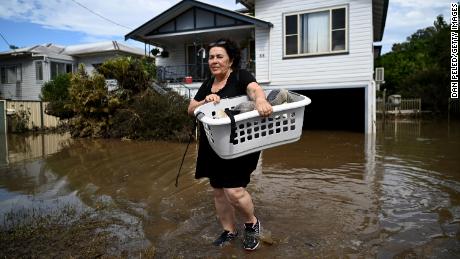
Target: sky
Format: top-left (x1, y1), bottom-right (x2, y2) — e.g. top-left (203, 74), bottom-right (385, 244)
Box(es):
top-left (0, 0), bottom-right (453, 54)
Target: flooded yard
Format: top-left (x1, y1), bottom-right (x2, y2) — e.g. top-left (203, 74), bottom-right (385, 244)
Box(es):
top-left (1, 119), bottom-right (459, 258)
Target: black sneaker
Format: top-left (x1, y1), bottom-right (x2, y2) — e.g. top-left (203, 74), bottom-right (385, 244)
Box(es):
top-left (212, 230), bottom-right (238, 247)
top-left (243, 218), bottom-right (261, 250)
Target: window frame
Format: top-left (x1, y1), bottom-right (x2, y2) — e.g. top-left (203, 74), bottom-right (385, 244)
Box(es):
top-left (35, 61), bottom-right (44, 81)
top-left (0, 64), bottom-right (22, 84)
top-left (283, 5), bottom-right (349, 58)
top-left (50, 61), bottom-right (73, 79)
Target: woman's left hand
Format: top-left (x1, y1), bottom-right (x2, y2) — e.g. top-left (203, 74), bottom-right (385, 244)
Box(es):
top-left (255, 98), bottom-right (272, 117)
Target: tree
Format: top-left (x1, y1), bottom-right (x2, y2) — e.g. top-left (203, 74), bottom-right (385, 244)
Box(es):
top-left (376, 15), bottom-right (451, 113)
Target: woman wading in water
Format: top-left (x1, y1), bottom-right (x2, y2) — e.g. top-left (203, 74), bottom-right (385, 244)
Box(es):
top-left (188, 39), bottom-right (272, 250)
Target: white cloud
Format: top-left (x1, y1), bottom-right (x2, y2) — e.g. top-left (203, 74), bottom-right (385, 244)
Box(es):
top-left (0, 0), bottom-right (241, 38)
top-left (381, 0), bottom-right (451, 53)
top-left (1, 0), bottom-right (451, 54)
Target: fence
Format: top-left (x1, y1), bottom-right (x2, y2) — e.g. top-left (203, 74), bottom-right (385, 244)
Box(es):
top-left (376, 98), bottom-right (421, 114)
top-left (5, 100), bottom-right (60, 129)
top-left (449, 99), bottom-right (460, 114)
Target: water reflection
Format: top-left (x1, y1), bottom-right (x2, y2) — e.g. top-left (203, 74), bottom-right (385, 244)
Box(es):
top-left (0, 134), bottom-right (7, 166)
top-left (2, 133), bottom-right (72, 165)
top-left (0, 119), bottom-right (459, 257)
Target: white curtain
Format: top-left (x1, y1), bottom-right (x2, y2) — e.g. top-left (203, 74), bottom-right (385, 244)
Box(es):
top-left (302, 11), bottom-right (329, 53)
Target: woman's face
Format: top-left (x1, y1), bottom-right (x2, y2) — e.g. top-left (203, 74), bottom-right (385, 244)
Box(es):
top-left (208, 46), bottom-right (232, 77)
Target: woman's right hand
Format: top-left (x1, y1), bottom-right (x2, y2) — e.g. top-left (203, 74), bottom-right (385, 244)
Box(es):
top-left (187, 94), bottom-right (221, 116)
top-left (205, 94), bottom-right (220, 104)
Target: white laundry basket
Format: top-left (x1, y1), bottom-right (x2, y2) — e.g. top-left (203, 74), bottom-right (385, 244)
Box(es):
top-left (194, 90), bottom-right (311, 159)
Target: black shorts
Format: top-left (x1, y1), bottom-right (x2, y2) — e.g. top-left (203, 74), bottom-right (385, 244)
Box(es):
top-left (208, 168), bottom-right (253, 188)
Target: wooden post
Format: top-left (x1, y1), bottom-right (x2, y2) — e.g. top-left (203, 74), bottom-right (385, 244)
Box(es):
top-left (39, 101), bottom-right (44, 129)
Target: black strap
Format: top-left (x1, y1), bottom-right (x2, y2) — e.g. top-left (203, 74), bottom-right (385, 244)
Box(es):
top-left (224, 109), bottom-right (237, 144)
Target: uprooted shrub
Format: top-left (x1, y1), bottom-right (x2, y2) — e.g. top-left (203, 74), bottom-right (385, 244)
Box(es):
top-left (96, 56), bottom-right (156, 101)
top-left (68, 65), bottom-right (121, 138)
top-left (66, 60), bottom-right (192, 141)
top-left (107, 89), bottom-right (194, 141)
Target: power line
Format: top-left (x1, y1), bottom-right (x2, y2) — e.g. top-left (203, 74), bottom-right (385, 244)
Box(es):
top-left (0, 32), bottom-right (15, 50)
top-left (70, 0), bottom-right (133, 30)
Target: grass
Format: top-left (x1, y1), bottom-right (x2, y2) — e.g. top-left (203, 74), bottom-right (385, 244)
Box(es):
top-left (0, 203), bottom-right (155, 258)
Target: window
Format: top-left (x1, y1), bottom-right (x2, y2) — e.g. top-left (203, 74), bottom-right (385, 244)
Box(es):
top-left (50, 62), bottom-right (72, 79)
top-left (1, 65), bottom-right (21, 84)
top-left (284, 6), bottom-right (347, 57)
top-left (36, 61), bottom-right (43, 81)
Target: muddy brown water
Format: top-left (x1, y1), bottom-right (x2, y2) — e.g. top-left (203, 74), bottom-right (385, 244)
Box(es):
top-left (1, 119), bottom-right (459, 258)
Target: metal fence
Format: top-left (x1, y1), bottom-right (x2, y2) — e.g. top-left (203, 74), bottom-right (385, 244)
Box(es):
top-left (157, 65), bottom-right (210, 83)
top-left (6, 100), bottom-right (60, 129)
top-left (376, 98), bottom-right (421, 113)
top-left (449, 99), bottom-right (460, 114)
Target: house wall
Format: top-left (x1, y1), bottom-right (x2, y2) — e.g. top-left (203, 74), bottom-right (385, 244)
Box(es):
top-left (255, 0), bottom-right (375, 133)
top-left (254, 0), bottom-right (374, 88)
top-left (0, 56), bottom-right (44, 100)
top-left (1, 52), bottom-right (146, 101)
top-left (155, 44), bottom-right (186, 68)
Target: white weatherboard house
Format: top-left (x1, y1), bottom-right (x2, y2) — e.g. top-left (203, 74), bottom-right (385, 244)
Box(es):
top-left (126, 0), bottom-right (388, 133)
top-left (0, 41), bottom-right (146, 101)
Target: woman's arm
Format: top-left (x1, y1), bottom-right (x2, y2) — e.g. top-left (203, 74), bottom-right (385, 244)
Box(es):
top-left (187, 94), bottom-right (221, 116)
top-left (188, 99), bottom-right (205, 116)
top-left (247, 82), bottom-right (272, 117)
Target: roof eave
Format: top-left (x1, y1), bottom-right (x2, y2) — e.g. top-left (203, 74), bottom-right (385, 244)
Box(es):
top-left (373, 0), bottom-right (389, 42)
top-left (235, 0), bottom-right (254, 11)
top-left (125, 0), bottom-right (271, 42)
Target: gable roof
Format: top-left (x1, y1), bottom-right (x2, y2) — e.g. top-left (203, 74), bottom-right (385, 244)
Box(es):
top-left (125, 0), bottom-right (272, 42)
top-left (63, 41), bottom-right (145, 56)
top-left (0, 41), bottom-right (145, 59)
top-left (0, 43), bottom-right (66, 57)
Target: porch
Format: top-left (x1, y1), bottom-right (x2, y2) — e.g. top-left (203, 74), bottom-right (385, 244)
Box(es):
top-left (125, 0), bottom-right (270, 84)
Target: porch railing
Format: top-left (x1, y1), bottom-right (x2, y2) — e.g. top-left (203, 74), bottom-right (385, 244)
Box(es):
top-left (156, 64), bottom-right (256, 83)
top-left (157, 65), bottom-right (210, 83)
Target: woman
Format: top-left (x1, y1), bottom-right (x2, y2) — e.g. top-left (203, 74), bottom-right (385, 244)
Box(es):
top-left (187, 39), bottom-right (272, 250)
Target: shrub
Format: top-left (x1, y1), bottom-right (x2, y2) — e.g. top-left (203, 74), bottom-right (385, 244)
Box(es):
top-left (65, 58), bottom-right (191, 141)
top-left (9, 106), bottom-right (31, 133)
top-left (40, 73), bottom-right (74, 119)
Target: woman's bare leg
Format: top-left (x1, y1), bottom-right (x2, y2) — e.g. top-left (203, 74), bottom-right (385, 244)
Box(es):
top-left (213, 188), bottom-right (237, 233)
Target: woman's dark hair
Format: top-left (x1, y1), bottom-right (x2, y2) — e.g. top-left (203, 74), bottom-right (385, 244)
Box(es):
top-left (208, 38), bottom-right (241, 70)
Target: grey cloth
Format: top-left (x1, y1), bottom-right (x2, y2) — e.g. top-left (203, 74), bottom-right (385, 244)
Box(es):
top-left (235, 89), bottom-right (298, 113)
top-left (214, 89), bottom-right (299, 118)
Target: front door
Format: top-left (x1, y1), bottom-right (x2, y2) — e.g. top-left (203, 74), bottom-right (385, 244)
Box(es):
top-left (186, 45), bottom-right (208, 81)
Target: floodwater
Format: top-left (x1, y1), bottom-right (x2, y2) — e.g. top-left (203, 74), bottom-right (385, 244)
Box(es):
top-left (1, 119), bottom-right (459, 258)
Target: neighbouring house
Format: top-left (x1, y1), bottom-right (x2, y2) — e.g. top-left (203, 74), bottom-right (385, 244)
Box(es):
top-left (0, 41), bottom-right (146, 101)
top-left (125, 0), bottom-right (388, 133)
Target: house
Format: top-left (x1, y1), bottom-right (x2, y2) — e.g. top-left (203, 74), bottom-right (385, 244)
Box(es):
top-left (0, 41), bottom-right (146, 101)
top-left (125, 0), bottom-right (388, 133)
